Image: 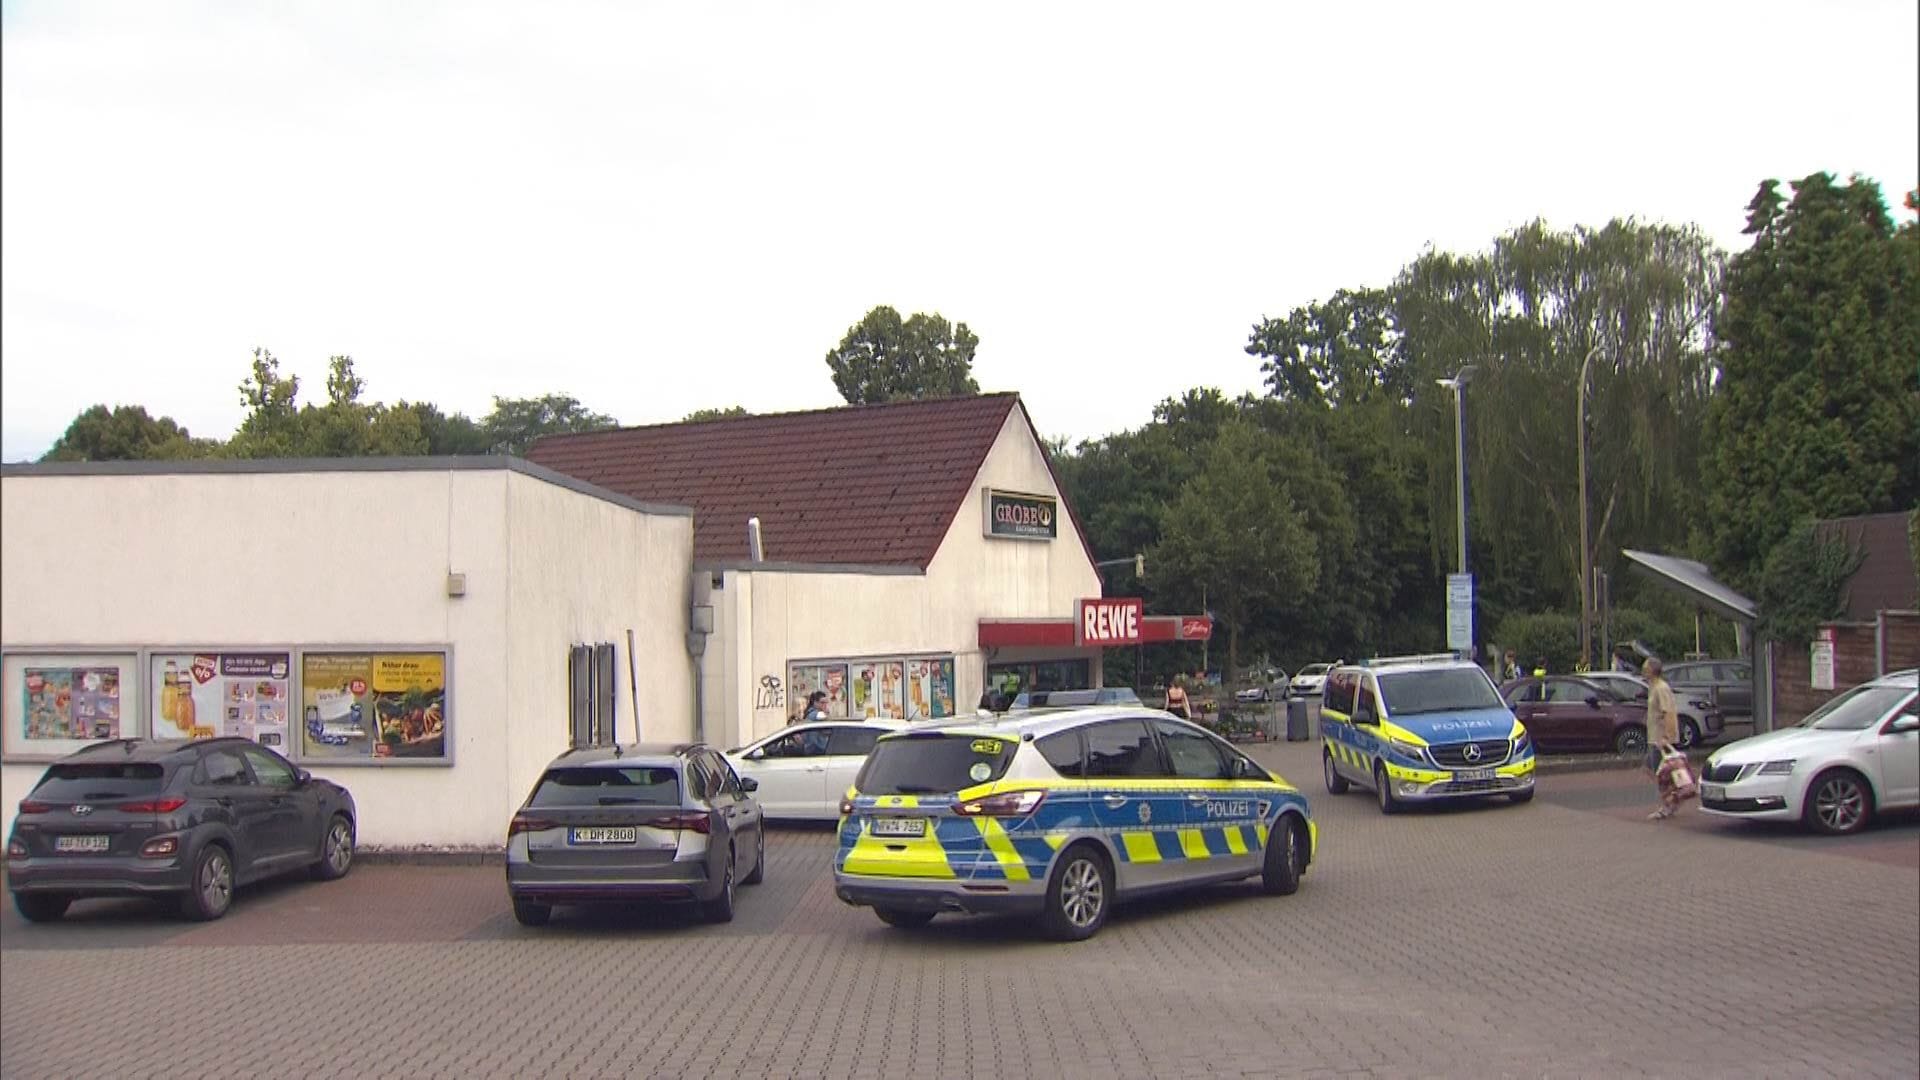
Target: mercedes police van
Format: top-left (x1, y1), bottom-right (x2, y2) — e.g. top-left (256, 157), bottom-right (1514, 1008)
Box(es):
top-left (832, 706), bottom-right (1315, 941)
top-left (1319, 654), bottom-right (1536, 814)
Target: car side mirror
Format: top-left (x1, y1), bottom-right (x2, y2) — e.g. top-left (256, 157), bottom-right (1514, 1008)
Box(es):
top-left (1888, 716), bottom-right (1920, 735)
top-left (1586, 696), bottom-right (1602, 709)
top-left (740, 777), bottom-right (760, 792)
top-left (744, 749), bottom-right (764, 762)
top-left (1354, 706), bottom-right (1376, 726)
top-left (294, 768), bottom-right (311, 786)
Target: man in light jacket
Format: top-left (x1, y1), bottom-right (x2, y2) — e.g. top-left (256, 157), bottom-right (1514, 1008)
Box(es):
top-left (1643, 658), bottom-right (1683, 820)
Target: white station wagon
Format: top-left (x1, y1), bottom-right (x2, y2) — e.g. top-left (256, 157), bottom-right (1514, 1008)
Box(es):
top-left (1699, 670), bottom-right (1918, 835)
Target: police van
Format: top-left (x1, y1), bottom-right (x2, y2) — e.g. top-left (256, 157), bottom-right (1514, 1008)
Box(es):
top-left (1319, 654), bottom-right (1536, 814)
top-left (832, 706), bottom-right (1314, 941)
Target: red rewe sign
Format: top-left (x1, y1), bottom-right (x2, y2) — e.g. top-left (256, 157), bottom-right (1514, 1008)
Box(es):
top-left (1078, 598), bottom-right (1144, 646)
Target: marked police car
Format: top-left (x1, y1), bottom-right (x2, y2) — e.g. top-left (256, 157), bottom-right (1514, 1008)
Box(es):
top-left (832, 706), bottom-right (1314, 941)
top-left (1320, 654), bottom-right (1536, 814)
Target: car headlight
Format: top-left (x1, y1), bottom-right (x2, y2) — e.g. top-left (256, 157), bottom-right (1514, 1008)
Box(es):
top-left (1758, 759), bottom-right (1796, 776)
top-left (1513, 731), bottom-right (1532, 755)
top-left (1387, 737), bottom-right (1428, 763)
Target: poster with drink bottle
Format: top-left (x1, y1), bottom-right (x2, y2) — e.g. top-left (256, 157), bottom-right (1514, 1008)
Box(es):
top-left (906, 658), bottom-right (957, 720)
top-left (151, 652), bottom-right (292, 748)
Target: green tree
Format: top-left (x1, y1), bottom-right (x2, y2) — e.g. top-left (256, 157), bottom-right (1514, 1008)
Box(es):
top-left (228, 353), bottom-right (431, 459)
top-left (1753, 521), bottom-right (1867, 644)
top-left (228, 347), bottom-right (305, 457)
top-left (480, 394), bottom-right (618, 455)
top-left (396, 402), bottom-right (491, 455)
top-left (825, 306), bottom-right (981, 404)
top-left (682, 406), bottom-right (749, 422)
top-left (40, 405), bottom-right (217, 462)
top-left (1703, 173), bottom-right (1920, 589)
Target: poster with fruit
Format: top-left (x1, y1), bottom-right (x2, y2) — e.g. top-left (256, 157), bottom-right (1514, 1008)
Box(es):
top-left (151, 652), bottom-right (291, 748)
top-left (371, 653), bottom-right (446, 758)
top-left (301, 651), bottom-right (448, 761)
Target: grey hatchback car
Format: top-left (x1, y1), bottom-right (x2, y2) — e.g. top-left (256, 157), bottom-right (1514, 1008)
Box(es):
top-left (505, 743), bottom-right (766, 927)
top-left (6, 738), bottom-right (357, 922)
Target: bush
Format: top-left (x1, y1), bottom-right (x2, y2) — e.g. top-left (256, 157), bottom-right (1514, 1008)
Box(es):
top-left (1492, 612), bottom-right (1579, 674)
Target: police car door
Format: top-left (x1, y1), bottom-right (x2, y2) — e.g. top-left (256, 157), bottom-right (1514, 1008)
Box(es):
top-left (1153, 718), bottom-right (1260, 877)
top-left (1083, 718), bottom-right (1188, 891)
top-left (1321, 670), bottom-right (1363, 781)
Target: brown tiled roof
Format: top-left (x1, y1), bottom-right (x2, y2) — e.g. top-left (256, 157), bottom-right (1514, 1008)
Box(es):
top-left (528, 393), bottom-right (1089, 570)
top-left (1816, 512), bottom-right (1920, 621)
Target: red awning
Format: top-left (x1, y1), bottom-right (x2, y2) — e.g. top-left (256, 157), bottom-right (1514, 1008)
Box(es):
top-left (978, 614), bottom-right (1211, 649)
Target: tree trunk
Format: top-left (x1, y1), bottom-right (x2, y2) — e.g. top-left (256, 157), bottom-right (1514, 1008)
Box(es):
top-left (1228, 621), bottom-right (1240, 685)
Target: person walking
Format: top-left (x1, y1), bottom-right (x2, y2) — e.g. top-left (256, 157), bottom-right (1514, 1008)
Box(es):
top-left (801, 690), bottom-right (829, 722)
top-left (1164, 677), bottom-right (1191, 720)
top-left (1643, 658), bottom-right (1684, 819)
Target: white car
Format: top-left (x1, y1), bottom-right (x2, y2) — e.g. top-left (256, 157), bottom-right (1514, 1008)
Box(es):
top-left (726, 720), bottom-right (906, 820)
top-left (1289, 664), bottom-right (1333, 698)
top-left (1699, 670), bottom-right (1918, 835)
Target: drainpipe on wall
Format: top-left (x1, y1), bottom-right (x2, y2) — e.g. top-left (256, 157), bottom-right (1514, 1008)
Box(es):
top-left (688, 604), bottom-right (713, 744)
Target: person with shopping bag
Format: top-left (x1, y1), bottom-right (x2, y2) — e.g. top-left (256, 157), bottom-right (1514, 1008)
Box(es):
top-left (1641, 658), bottom-right (1693, 819)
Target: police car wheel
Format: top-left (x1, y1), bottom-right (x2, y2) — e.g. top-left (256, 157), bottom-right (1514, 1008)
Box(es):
top-left (1041, 844), bottom-right (1112, 942)
top-left (874, 907), bottom-right (936, 929)
top-left (1323, 749), bottom-right (1349, 795)
top-left (1261, 818), bottom-right (1304, 896)
top-left (1374, 763), bottom-right (1402, 815)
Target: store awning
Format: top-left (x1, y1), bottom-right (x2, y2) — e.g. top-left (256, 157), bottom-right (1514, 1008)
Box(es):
top-left (979, 611), bottom-right (1212, 649)
top-left (1621, 549), bottom-right (1757, 624)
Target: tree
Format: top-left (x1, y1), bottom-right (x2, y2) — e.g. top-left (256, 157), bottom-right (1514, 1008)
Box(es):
top-left (682, 406), bottom-right (749, 422)
top-left (227, 352), bottom-right (430, 459)
top-left (396, 402), bottom-right (491, 455)
top-left (229, 347), bottom-right (305, 457)
top-left (1702, 174), bottom-right (1920, 589)
top-left (825, 306), bottom-right (981, 404)
top-left (40, 405), bottom-right (217, 462)
top-left (1753, 522), bottom-right (1866, 644)
top-left (481, 394), bottom-right (618, 455)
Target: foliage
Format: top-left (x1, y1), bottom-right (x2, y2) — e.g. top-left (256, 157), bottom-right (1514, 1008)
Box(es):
top-left (1492, 612), bottom-right (1580, 674)
top-left (1702, 173), bottom-right (1920, 590)
top-left (396, 402), bottom-right (491, 455)
top-left (478, 393), bottom-right (618, 455)
top-left (825, 306), bottom-right (981, 404)
top-left (40, 405), bottom-right (218, 462)
top-left (1754, 522), bottom-right (1866, 645)
top-left (682, 406), bottom-right (749, 422)
top-left (227, 353), bottom-right (428, 459)
top-left (1911, 506), bottom-right (1920, 587)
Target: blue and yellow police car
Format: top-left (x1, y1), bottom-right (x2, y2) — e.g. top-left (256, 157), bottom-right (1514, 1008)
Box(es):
top-left (832, 706), bottom-right (1314, 941)
top-left (1319, 654), bottom-right (1536, 814)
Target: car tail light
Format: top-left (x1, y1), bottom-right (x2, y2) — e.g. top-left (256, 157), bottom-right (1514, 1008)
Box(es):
top-left (952, 790), bottom-right (1046, 817)
top-left (6, 839), bottom-right (25, 858)
top-left (16, 800), bottom-right (51, 815)
top-left (507, 815), bottom-right (558, 836)
top-left (140, 837), bottom-right (179, 858)
top-left (121, 797), bottom-right (188, 814)
top-left (656, 812), bottom-right (712, 834)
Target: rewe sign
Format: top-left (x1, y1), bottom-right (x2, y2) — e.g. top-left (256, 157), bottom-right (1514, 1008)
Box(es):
top-left (1078, 598), bottom-right (1143, 646)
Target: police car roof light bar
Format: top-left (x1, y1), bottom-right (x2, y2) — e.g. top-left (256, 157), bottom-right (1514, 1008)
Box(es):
top-left (1360, 653), bottom-right (1462, 669)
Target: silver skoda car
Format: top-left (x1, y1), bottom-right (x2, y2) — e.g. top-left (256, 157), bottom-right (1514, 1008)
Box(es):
top-left (505, 742), bottom-right (766, 926)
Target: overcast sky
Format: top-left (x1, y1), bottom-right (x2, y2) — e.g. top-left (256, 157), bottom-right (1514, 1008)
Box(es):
top-left (3, 1), bottom-right (1915, 462)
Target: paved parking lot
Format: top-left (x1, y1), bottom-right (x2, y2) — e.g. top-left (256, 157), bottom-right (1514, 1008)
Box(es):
top-left (3, 738), bottom-right (1916, 1079)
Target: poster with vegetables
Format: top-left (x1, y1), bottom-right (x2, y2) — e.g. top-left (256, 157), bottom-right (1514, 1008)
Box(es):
top-left (151, 652), bottom-right (291, 748)
top-left (786, 663), bottom-right (847, 722)
top-left (23, 667), bottom-right (121, 740)
top-left (371, 653), bottom-right (446, 758)
top-left (852, 660), bottom-right (905, 719)
top-left (302, 651), bottom-right (448, 761)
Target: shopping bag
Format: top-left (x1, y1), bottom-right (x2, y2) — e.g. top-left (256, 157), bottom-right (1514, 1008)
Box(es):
top-left (1657, 751), bottom-right (1698, 801)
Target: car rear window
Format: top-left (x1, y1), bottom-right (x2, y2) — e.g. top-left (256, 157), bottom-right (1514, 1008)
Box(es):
top-left (32, 762), bottom-right (168, 801)
top-left (856, 734), bottom-right (1017, 795)
top-left (528, 766), bottom-right (681, 807)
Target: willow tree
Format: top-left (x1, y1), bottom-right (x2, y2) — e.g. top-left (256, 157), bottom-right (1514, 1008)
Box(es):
top-left (1393, 219), bottom-right (1724, 662)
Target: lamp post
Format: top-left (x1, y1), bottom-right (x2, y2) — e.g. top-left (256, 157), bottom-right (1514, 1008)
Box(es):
top-left (1577, 344), bottom-right (1602, 671)
top-left (1436, 366), bottom-right (1476, 660)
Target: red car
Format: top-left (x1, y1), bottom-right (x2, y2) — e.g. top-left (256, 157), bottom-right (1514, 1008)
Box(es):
top-left (1498, 676), bottom-right (1648, 755)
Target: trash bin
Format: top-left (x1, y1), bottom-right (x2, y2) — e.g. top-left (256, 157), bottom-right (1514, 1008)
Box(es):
top-left (1286, 697), bottom-right (1309, 742)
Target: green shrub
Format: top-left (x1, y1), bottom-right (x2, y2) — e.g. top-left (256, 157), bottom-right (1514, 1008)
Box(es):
top-left (1492, 612), bottom-right (1580, 674)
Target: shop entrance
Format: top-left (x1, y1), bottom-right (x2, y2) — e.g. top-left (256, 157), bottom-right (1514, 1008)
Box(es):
top-left (987, 658), bottom-right (1092, 698)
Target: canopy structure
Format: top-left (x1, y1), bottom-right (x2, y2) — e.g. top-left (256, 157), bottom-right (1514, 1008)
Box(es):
top-left (1621, 549), bottom-right (1757, 624)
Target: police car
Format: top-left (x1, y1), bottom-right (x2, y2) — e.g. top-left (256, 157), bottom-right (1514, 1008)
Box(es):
top-left (832, 706), bottom-right (1314, 941)
top-left (1319, 654), bottom-right (1536, 813)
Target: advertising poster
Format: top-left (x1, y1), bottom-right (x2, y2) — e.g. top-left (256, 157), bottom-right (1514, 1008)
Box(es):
top-left (905, 658), bottom-right (955, 720)
top-left (23, 667), bottom-right (121, 741)
top-left (787, 663), bottom-right (847, 722)
top-left (151, 652), bottom-right (292, 748)
top-left (303, 651), bottom-right (448, 760)
top-left (852, 660), bottom-right (905, 720)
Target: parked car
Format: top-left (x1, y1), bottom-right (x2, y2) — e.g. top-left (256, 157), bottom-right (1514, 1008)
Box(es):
top-left (1499, 675), bottom-right (1649, 755)
top-left (726, 720), bottom-right (904, 820)
top-left (1663, 660), bottom-right (1754, 721)
top-left (1289, 664), bottom-right (1334, 699)
top-left (505, 743), bottom-right (765, 926)
top-left (1010, 687), bottom-right (1143, 710)
top-left (1582, 672), bottom-right (1720, 748)
top-left (6, 737), bottom-right (357, 923)
top-left (1700, 670), bottom-right (1918, 834)
top-left (1234, 680), bottom-right (1284, 703)
top-left (1322, 657), bottom-right (1536, 811)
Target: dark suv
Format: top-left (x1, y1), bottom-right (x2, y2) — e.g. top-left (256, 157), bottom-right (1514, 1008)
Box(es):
top-left (1663, 661), bottom-right (1754, 721)
top-left (6, 738), bottom-right (357, 922)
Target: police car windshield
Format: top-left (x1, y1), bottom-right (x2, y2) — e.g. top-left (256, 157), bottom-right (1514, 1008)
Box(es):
top-left (857, 734), bottom-right (1017, 795)
top-left (1377, 669), bottom-right (1504, 716)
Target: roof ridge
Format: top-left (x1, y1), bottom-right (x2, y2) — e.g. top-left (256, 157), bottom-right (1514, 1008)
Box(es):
top-left (544, 391), bottom-right (1021, 442)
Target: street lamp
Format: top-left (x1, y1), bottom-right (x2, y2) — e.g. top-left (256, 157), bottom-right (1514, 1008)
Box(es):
top-left (1577, 344), bottom-right (1602, 671)
top-left (1435, 366), bottom-right (1477, 578)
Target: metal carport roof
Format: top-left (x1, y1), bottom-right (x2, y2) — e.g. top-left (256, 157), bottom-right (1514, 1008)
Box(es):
top-left (1620, 549), bottom-right (1758, 623)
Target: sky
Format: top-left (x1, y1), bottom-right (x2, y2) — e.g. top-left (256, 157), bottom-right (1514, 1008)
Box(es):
top-left (3, 1), bottom-right (1916, 462)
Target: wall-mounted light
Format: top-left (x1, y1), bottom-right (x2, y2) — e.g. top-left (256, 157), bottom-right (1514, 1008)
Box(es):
top-left (446, 572), bottom-right (468, 598)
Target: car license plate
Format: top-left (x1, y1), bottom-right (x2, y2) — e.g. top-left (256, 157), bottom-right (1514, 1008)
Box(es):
top-left (1702, 783), bottom-right (1726, 802)
top-left (568, 827), bottom-right (638, 845)
top-left (54, 835), bottom-right (110, 853)
top-left (1453, 768), bottom-right (1496, 783)
top-left (870, 817), bottom-right (926, 838)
